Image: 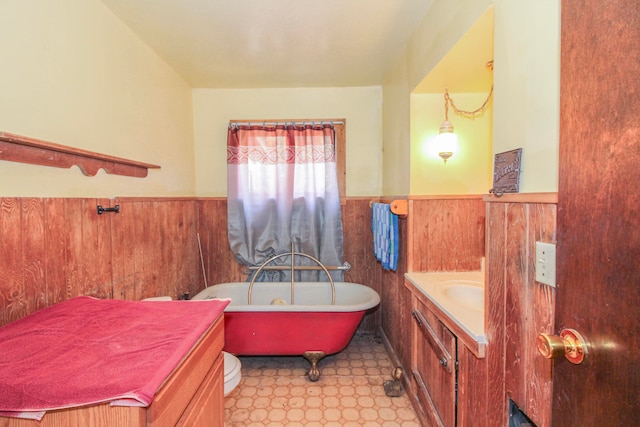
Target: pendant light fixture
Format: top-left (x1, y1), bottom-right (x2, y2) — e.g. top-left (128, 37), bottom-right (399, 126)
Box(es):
top-left (435, 60), bottom-right (494, 164)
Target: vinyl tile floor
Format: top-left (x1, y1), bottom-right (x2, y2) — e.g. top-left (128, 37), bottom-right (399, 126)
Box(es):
top-left (224, 334), bottom-right (421, 426)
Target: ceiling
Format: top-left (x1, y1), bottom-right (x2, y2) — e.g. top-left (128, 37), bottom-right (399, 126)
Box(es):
top-left (100, 0), bottom-right (436, 89)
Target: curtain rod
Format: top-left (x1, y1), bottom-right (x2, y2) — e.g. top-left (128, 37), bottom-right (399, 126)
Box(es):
top-left (229, 120), bottom-right (344, 126)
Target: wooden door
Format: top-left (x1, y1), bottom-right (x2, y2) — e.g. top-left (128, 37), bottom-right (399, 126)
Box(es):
top-left (554, 1), bottom-right (640, 425)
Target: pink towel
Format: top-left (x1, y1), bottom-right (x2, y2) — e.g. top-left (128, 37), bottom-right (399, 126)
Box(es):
top-left (0, 296), bottom-right (229, 419)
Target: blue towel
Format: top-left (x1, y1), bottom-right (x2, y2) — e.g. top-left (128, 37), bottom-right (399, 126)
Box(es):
top-left (372, 203), bottom-right (399, 271)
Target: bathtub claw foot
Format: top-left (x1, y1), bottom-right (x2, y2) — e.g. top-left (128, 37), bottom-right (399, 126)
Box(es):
top-left (303, 351), bottom-right (326, 382)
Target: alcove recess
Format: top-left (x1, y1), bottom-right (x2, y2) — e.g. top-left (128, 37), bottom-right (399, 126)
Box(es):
top-left (0, 131), bottom-right (160, 177)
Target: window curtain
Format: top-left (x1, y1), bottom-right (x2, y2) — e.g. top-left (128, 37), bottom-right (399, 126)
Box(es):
top-left (227, 123), bottom-right (344, 282)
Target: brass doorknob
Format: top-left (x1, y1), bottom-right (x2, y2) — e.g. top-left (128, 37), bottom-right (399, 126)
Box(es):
top-left (536, 328), bottom-right (587, 364)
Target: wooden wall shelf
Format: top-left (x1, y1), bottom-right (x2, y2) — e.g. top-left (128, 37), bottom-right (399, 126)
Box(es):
top-left (0, 131), bottom-right (160, 178)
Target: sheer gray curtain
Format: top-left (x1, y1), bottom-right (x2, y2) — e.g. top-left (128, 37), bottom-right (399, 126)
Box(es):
top-left (227, 123), bottom-right (344, 282)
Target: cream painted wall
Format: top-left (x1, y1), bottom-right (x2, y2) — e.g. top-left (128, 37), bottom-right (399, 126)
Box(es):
top-left (381, 48), bottom-right (412, 197)
top-left (382, 0), bottom-right (492, 196)
top-left (382, 0), bottom-right (560, 196)
top-left (493, 0), bottom-right (560, 192)
top-left (410, 93), bottom-right (492, 195)
top-left (192, 87), bottom-right (383, 197)
top-left (0, 0), bottom-right (195, 197)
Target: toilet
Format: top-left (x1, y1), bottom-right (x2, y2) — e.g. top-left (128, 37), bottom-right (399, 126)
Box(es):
top-left (223, 351), bottom-right (241, 396)
top-left (143, 296), bottom-right (241, 397)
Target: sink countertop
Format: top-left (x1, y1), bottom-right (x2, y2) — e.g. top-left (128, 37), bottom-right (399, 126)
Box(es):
top-left (405, 271), bottom-right (486, 344)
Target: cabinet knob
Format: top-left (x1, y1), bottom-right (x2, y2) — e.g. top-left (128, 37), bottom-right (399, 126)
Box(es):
top-left (439, 356), bottom-right (448, 367)
top-left (536, 328), bottom-right (587, 364)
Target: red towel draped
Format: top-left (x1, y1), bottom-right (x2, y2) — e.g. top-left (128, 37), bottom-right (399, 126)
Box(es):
top-left (0, 296), bottom-right (229, 419)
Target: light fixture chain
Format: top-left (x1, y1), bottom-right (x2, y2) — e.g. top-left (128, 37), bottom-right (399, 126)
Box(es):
top-left (444, 86), bottom-right (494, 119)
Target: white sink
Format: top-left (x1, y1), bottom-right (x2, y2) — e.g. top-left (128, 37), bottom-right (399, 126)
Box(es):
top-left (404, 271), bottom-right (486, 344)
top-left (436, 280), bottom-right (484, 312)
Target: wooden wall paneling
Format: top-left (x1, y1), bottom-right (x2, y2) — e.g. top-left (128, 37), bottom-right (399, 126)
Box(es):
top-left (409, 198), bottom-right (485, 272)
top-left (196, 199), bottom-right (244, 290)
top-left (524, 203), bottom-right (556, 427)
top-left (215, 199), bottom-right (245, 285)
top-left (428, 199), bottom-right (451, 270)
top-left (195, 200), bottom-right (213, 290)
top-left (344, 199), bottom-right (379, 334)
top-left (112, 200), bottom-right (157, 300)
top-left (158, 201), bottom-right (175, 298)
top-left (221, 199), bottom-right (246, 284)
top-left (342, 199), bottom-right (361, 282)
top-left (20, 199), bottom-right (47, 314)
top-left (0, 198), bottom-right (26, 324)
top-left (397, 217), bottom-right (412, 372)
top-left (64, 199), bottom-right (88, 298)
top-left (485, 199), bottom-right (557, 426)
top-left (111, 199), bottom-right (134, 300)
top-left (112, 199), bottom-right (200, 301)
top-left (149, 201), bottom-right (169, 298)
top-left (409, 200), bottom-right (429, 272)
top-left (486, 201), bottom-right (508, 426)
top-left (45, 199), bottom-right (69, 305)
top-left (406, 200), bottom-right (416, 271)
top-left (84, 198), bottom-right (112, 299)
top-left (155, 200), bottom-right (196, 299)
top-left (130, 201), bottom-right (147, 300)
top-left (503, 203), bottom-right (528, 407)
top-left (178, 200), bottom-right (200, 299)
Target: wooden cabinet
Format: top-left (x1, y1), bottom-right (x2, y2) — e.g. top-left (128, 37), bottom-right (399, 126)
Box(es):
top-left (411, 296), bottom-right (457, 427)
top-left (0, 315), bottom-right (225, 427)
top-left (406, 280), bottom-right (489, 427)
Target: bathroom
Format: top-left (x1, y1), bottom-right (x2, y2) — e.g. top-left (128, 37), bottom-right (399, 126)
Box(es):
top-left (0, 1), bottom-right (638, 426)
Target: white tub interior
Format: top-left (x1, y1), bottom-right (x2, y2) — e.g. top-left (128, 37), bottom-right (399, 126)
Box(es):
top-left (192, 281), bottom-right (379, 313)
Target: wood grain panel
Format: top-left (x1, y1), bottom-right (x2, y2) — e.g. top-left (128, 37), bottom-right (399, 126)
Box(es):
top-left (111, 199), bottom-right (200, 301)
top-left (486, 201), bottom-right (508, 427)
top-left (44, 199), bottom-right (68, 305)
top-left (343, 199), bottom-right (381, 334)
top-left (111, 199), bottom-right (136, 300)
top-left (409, 197), bottom-right (485, 272)
top-left (196, 198), bottom-right (244, 290)
top-left (525, 204), bottom-right (556, 427)
top-left (485, 199), bottom-right (557, 427)
top-left (1, 197), bottom-right (204, 326)
top-left (21, 199), bottom-right (46, 313)
top-left (0, 198), bottom-right (26, 324)
top-left (555, 2), bottom-right (640, 424)
top-left (503, 203), bottom-right (527, 404)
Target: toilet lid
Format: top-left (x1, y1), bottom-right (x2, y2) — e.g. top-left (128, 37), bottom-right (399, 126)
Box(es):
top-left (223, 351), bottom-right (241, 381)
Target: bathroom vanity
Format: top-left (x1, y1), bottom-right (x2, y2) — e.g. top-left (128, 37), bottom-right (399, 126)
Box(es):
top-left (405, 272), bottom-right (488, 427)
top-left (0, 298), bottom-right (227, 427)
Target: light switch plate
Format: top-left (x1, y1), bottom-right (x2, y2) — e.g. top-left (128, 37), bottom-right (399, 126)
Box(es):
top-left (535, 241), bottom-right (556, 287)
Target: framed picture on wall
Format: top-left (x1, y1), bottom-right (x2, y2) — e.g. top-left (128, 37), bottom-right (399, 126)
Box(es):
top-left (490, 148), bottom-right (522, 195)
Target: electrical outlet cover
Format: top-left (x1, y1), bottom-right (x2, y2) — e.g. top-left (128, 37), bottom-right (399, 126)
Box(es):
top-left (535, 241), bottom-right (556, 287)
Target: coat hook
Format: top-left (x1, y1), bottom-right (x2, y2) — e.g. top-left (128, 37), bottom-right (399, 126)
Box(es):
top-left (97, 205), bottom-right (120, 215)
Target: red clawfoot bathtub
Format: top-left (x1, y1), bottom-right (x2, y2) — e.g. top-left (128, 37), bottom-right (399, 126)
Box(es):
top-left (192, 281), bottom-right (380, 380)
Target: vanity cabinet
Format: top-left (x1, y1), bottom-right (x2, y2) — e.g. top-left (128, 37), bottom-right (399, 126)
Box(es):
top-left (0, 314), bottom-right (226, 427)
top-left (405, 277), bottom-right (489, 427)
top-left (411, 297), bottom-right (457, 427)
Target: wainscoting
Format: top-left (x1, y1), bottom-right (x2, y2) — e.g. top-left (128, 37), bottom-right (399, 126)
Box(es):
top-left (485, 193), bottom-right (557, 427)
top-left (0, 197), bottom-right (383, 333)
top-left (1, 193), bottom-right (555, 424)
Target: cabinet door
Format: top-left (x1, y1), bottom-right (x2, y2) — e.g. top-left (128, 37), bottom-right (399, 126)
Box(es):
top-left (176, 352), bottom-right (225, 427)
top-left (412, 300), bottom-right (457, 427)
